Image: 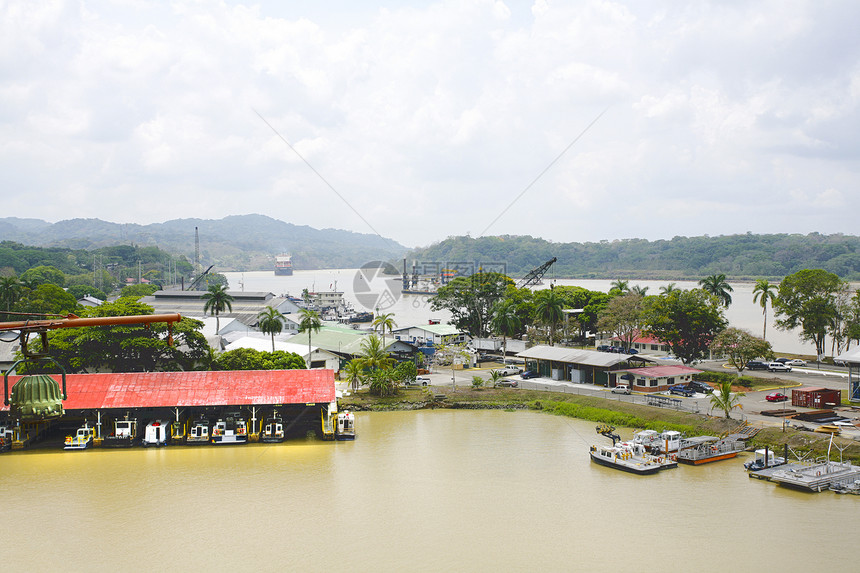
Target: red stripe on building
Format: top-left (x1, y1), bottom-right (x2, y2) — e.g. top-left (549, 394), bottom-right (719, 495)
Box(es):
top-left (2, 370), bottom-right (336, 411)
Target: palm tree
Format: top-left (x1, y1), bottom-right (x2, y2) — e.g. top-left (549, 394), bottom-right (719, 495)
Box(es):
top-left (491, 300), bottom-right (521, 364)
top-left (709, 379), bottom-right (745, 419)
top-left (659, 283), bottom-right (678, 295)
top-left (630, 285), bottom-right (649, 296)
top-left (371, 312), bottom-right (397, 348)
top-left (610, 279), bottom-right (629, 294)
top-left (202, 284), bottom-right (234, 334)
top-left (298, 308), bottom-right (322, 368)
top-left (257, 306), bottom-right (285, 352)
top-left (752, 279), bottom-right (778, 341)
top-left (698, 273), bottom-right (734, 307)
top-left (342, 359), bottom-right (364, 392)
top-left (357, 333), bottom-right (394, 371)
top-left (0, 275), bottom-right (22, 315)
top-left (488, 369), bottom-right (504, 388)
top-left (534, 289), bottom-right (565, 344)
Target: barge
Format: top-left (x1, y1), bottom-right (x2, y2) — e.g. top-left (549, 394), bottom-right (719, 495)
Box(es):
top-left (590, 441), bottom-right (677, 475)
top-left (676, 436), bottom-right (744, 465)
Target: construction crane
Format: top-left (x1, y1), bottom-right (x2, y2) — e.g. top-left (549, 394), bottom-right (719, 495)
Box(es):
top-left (186, 264), bottom-right (215, 290)
top-left (516, 257), bottom-right (557, 288)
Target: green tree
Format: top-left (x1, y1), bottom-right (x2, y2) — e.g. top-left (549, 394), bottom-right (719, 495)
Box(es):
top-left (20, 265), bottom-right (65, 288)
top-left (297, 308), bottom-right (322, 367)
top-left (371, 312), bottom-right (397, 347)
top-left (773, 269), bottom-right (845, 358)
top-left (430, 272), bottom-right (513, 337)
top-left (597, 292), bottom-right (646, 352)
top-left (202, 284), bottom-right (234, 334)
top-left (609, 279), bottom-right (629, 295)
top-left (121, 283), bottom-right (159, 298)
top-left (698, 273), bottom-right (734, 307)
top-left (18, 284), bottom-right (79, 316)
top-left (710, 327), bottom-right (773, 373)
top-left (257, 306), bottom-right (286, 352)
top-left (0, 275), bottom-right (22, 316)
top-left (644, 289), bottom-right (727, 364)
top-left (357, 334), bottom-right (394, 372)
top-left (659, 283), bottom-right (677, 295)
top-left (488, 369), bottom-right (504, 388)
top-left (709, 379), bottom-right (744, 419)
top-left (214, 348), bottom-right (305, 370)
top-left (752, 279), bottom-right (778, 340)
top-left (66, 284), bottom-right (108, 301)
top-left (630, 285), bottom-right (649, 296)
top-left (533, 288), bottom-right (565, 344)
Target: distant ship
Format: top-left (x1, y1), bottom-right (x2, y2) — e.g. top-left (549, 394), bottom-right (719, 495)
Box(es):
top-left (274, 253), bottom-right (293, 276)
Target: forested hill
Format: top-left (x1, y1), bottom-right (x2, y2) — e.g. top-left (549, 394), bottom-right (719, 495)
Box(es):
top-left (406, 234), bottom-right (860, 280)
top-left (0, 215), bottom-right (407, 271)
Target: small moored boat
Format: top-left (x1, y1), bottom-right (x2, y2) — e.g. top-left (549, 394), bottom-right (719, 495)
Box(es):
top-left (142, 420), bottom-right (170, 447)
top-left (336, 410), bottom-right (356, 440)
top-left (211, 413), bottom-right (248, 445)
top-left (103, 419), bottom-right (138, 447)
top-left (187, 418), bottom-right (211, 444)
top-left (261, 417), bottom-right (285, 443)
top-left (64, 422), bottom-right (96, 450)
top-left (677, 436), bottom-right (744, 465)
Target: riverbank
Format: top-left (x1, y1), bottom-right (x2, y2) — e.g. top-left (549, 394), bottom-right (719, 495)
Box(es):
top-left (340, 386), bottom-right (860, 463)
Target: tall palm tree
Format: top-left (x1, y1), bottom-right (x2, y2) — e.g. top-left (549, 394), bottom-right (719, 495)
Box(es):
top-left (698, 273), bottom-right (734, 307)
top-left (202, 284), bottom-right (234, 334)
top-left (534, 289), bottom-right (565, 344)
top-left (357, 334), bottom-right (394, 371)
top-left (752, 279), bottom-right (779, 341)
top-left (709, 379), bottom-right (745, 419)
top-left (298, 308), bottom-right (322, 368)
top-left (342, 359), bottom-right (364, 392)
top-left (610, 279), bottom-right (629, 294)
top-left (257, 306), bottom-right (285, 352)
top-left (491, 300), bottom-right (521, 364)
top-left (0, 275), bottom-right (22, 315)
top-left (371, 312), bottom-right (397, 348)
top-left (659, 283), bottom-right (678, 295)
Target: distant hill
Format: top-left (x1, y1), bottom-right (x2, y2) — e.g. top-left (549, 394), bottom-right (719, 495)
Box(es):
top-left (406, 233), bottom-right (860, 280)
top-left (0, 215), bottom-right (408, 271)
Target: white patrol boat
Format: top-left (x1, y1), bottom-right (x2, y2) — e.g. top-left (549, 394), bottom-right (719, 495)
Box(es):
top-left (211, 414), bottom-right (248, 445)
top-left (591, 423), bottom-right (677, 475)
top-left (336, 410), bottom-right (356, 440)
top-left (187, 418), bottom-right (211, 444)
top-left (64, 422), bottom-right (96, 450)
top-left (261, 417), bottom-right (285, 443)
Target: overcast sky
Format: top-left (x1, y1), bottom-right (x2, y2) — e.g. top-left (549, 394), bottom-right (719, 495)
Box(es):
top-left (2, 1), bottom-right (859, 248)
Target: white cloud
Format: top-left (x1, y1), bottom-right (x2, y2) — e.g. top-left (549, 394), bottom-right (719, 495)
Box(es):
top-left (0, 0), bottom-right (859, 246)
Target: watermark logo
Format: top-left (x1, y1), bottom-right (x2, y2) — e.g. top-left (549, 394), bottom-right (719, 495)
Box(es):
top-left (354, 261), bottom-right (402, 312)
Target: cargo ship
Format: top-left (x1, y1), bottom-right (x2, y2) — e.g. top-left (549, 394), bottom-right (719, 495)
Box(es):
top-left (274, 253), bottom-right (293, 275)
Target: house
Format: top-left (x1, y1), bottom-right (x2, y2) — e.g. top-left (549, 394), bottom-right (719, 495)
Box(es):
top-left (614, 365), bottom-right (703, 393)
top-left (595, 333), bottom-right (673, 356)
top-left (77, 295), bottom-right (104, 308)
top-left (287, 325), bottom-right (418, 364)
top-left (392, 322), bottom-right (468, 346)
top-left (515, 344), bottom-right (650, 386)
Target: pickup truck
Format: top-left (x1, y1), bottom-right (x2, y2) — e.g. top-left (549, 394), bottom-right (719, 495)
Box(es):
top-left (406, 376), bottom-right (431, 386)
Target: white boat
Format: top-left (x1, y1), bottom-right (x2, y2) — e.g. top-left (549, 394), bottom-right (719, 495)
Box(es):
top-left (261, 417), bottom-right (284, 443)
top-left (677, 436), bottom-right (744, 465)
top-left (633, 429), bottom-right (681, 454)
top-left (142, 420), bottom-right (170, 447)
top-left (336, 410), bottom-right (356, 440)
top-left (211, 414), bottom-right (248, 445)
top-left (104, 419), bottom-right (138, 447)
top-left (64, 422), bottom-right (96, 450)
top-left (187, 418), bottom-right (211, 444)
top-left (590, 441), bottom-right (677, 475)
top-left (744, 448), bottom-right (785, 471)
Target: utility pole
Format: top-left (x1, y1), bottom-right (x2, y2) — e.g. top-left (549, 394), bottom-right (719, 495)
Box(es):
top-left (194, 226), bottom-right (200, 275)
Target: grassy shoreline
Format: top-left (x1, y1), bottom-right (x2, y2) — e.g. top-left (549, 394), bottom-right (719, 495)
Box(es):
top-left (340, 386), bottom-right (860, 463)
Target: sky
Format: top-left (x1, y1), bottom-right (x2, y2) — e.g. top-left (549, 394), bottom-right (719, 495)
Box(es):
top-left (2, 0), bottom-right (859, 249)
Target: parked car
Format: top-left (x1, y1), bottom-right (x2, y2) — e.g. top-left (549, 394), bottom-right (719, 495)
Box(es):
top-left (767, 362), bottom-right (792, 372)
top-left (687, 381), bottom-right (713, 394)
top-left (497, 378), bottom-right (518, 388)
top-left (611, 384), bottom-right (631, 395)
top-left (495, 365), bottom-right (521, 376)
top-left (669, 384), bottom-right (695, 397)
top-left (520, 370), bottom-right (539, 379)
top-left (746, 360), bottom-right (769, 371)
top-left (596, 345), bottom-right (612, 352)
top-left (787, 359), bottom-right (807, 367)
top-left (774, 357), bottom-right (790, 364)
top-left (766, 392), bottom-right (788, 402)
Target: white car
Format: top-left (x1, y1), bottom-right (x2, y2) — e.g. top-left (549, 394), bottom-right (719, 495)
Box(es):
top-left (495, 365), bottom-right (521, 376)
top-left (611, 384), bottom-right (631, 395)
top-left (787, 359), bottom-right (807, 367)
top-left (767, 362), bottom-right (792, 372)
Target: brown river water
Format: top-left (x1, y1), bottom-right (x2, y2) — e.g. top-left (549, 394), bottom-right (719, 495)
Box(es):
top-left (2, 410), bottom-right (856, 572)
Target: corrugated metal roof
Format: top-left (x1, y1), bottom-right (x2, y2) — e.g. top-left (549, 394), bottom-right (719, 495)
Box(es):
top-left (516, 345), bottom-right (632, 367)
top-left (2, 369), bottom-right (335, 411)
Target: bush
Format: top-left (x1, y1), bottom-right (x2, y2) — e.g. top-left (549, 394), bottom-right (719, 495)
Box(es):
top-left (693, 371), bottom-right (758, 388)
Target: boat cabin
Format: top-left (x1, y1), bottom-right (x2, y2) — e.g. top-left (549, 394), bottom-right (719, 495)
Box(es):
top-left (142, 420), bottom-right (170, 447)
top-left (188, 419), bottom-right (210, 443)
top-left (336, 410), bottom-right (355, 440)
top-left (64, 422), bottom-right (96, 450)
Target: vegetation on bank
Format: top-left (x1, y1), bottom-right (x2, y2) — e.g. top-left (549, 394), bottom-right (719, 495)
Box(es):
top-left (340, 387), bottom-right (860, 463)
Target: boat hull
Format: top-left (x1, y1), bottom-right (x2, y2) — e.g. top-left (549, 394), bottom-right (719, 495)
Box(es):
top-left (678, 451), bottom-right (740, 465)
top-left (274, 268), bottom-right (293, 276)
top-left (589, 451), bottom-right (663, 475)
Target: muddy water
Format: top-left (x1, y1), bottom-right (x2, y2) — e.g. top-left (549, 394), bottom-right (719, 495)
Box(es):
top-left (2, 410), bottom-right (855, 571)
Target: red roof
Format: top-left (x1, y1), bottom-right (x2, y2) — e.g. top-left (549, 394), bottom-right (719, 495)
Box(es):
top-left (620, 365), bottom-right (702, 378)
top-left (2, 370), bottom-right (335, 411)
